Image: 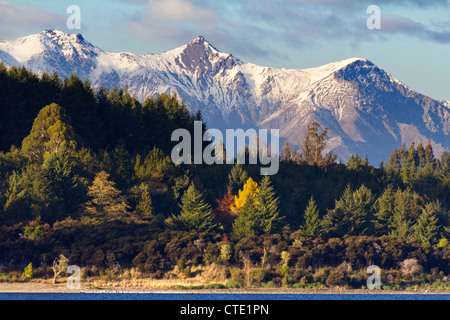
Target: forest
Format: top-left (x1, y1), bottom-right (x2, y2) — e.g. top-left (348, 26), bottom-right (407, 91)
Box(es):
top-left (0, 63), bottom-right (449, 289)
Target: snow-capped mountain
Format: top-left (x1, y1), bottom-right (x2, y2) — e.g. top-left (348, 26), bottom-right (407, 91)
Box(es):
top-left (1, 29), bottom-right (449, 164)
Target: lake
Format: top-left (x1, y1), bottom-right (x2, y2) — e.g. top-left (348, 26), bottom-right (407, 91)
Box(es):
top-left (0, 293), bottom-right (448, 300)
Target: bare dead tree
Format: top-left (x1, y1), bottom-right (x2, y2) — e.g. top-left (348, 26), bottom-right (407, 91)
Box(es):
top-left (52, 254), bottom-right (69, 284)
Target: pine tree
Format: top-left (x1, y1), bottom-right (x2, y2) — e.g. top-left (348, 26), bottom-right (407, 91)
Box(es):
top-left (299, 196), bottom-right (321, 237)
top-left (413, 202), bottom-right (440, 245)
top-left (347, 154), bottom-right (363, 170)
top-left (416, 140), bottom-right (426, 168)
top-left (387, 148), bottom-right (401, 172)
top-left (132, 183), bottom-right (153, 218)
top-left (43, 145), bottom-right (82, 214)
top-left (232, 195), bottom-right (258, 237)
top-left (374, 186), bottom-right (395, 234)
top-left (390, 206), bottom-right (412, 240)
top-left (401, 142), bottom-right (417, 185)
top-left (322, 184), bottom-right (375, 236)
top-left (227, 164), bottom-right (249, 194)
top-left (232, 176), bottom-right (281, 236)
top-left (425, 139), bottom-right (434, 165)
top-left (168, 183), bottom-right (217, 233)
top-left (254, 175), bottom-right (281, 234)
top-left (84, 171), bottom-right (129, 217)
top-left (387, 188), bottom-right (424, 239)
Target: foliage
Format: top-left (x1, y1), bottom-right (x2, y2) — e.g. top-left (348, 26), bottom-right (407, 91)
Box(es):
top-left (84, 171), bottom-right (129, 217)
top-left (167, 183), bottom-right (217, 233)
top-left (24, 263), bottom-right (34, 280)
top-left (0, 64), bottom-right (449, 288)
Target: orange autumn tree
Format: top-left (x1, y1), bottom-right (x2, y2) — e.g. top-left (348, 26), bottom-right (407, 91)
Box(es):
top-left (214, 185), bottom-right (236, 230)
top-left (230, 177), bottom-right (259, 214)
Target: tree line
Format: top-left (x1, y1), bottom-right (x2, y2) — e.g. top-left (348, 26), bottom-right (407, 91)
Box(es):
top-left (0, 63), bottom-right (449, 288)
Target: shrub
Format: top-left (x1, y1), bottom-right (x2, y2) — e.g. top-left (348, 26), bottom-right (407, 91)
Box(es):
top-left (230, 268), bottom-right (244, 286)
top-left (326, 268), bottom-right (347, 287)
top-left (24, 263), bottom-right (33, 280)
top-left (313, 267), bottom-right (331, 284)
top-left (250, 268), bottom-right (265, 285)
top-left (400, 258), bottom-right (423, 280)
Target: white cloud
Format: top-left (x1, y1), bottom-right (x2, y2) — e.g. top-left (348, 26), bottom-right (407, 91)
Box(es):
top-left (0, 2), bottom-right (65, 39)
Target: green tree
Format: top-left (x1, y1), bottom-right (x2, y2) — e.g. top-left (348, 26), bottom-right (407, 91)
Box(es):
top-left (232, 196), bottom-right (258, 237)
top-left (299, 196), bottom-right (321, 237)
top-left (228, 164), bottom-right (249, 194)
top-left (413, 202), bottom-right (440, 245)
top-left (21, 103), bottom-right (77, 161)
top-left (132, 183), bottom-right (154, 218)
top-left (322, 185), bottom-right (375, 236)
top-left (374, 186), bottom-right (396, 234)
top-left (43, 146), bottom-right (83, 214)
top-left (232, 176), bottom-right (281, 236)
top-left (347, 153), bottom-right (364, 170)
top-left (253, 175), bottom-right (281, 234)
top-left (167, 183), bottom-right (217, 233)
top-left (400, 142), bottom-right (418, 185)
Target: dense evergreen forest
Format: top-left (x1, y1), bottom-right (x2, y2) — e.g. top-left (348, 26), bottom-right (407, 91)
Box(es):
top-left (0, 63), bottom-right (449, 289)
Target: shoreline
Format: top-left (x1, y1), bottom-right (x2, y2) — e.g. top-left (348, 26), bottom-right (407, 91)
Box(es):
top-left (0, 282), bottom-right (448, 295)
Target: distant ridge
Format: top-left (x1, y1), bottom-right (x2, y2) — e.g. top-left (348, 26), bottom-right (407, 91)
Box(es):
top-left (1, 30), bottom-right (449, 164)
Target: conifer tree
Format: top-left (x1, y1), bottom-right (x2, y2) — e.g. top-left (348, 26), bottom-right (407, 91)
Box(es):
top-left (322, 184), bottom-right (375, 236)
top-left (232, 176), bottom-right (281, 236)
top-left (227, 164), bottom-right (249, 194)
top-left (413, 202), bottom-right (440, 245)
top-left (43, 145), bottom-right (82, 214)
top-left (416, 140), bottom-right (426, 168)
top-left (232, 195), bottom-right (258, 237)
top-left (425, 140), bottom-right (434, 165)
top-left (299, 196), bottom-right (321, 237)
top-left (168, 183), bottom-right (216, 233)
top-left (387, 188), bottom-right (424, 239)
top-left (374, 186), bottom-right (395, 234)
top-left (401, 142), bottom-right (417, 185)
top-left (387, 148), bottom-right (401, 172)
top-left (347, 154), bottom-right (363, 170)
top-left (254, 175), bottom-right (281, 234)
top-left (132, 183), bottom-right (153, 218)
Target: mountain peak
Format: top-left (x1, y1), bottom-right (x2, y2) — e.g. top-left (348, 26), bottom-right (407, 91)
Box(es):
top-left (185, 35), bottom-right (220, 53)
top-left (189, 35), bottom-right (207, 44)
top-left (40, 29), bottom-right (90, 46)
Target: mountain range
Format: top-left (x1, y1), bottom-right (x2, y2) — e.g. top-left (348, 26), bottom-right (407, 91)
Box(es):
top-left (1, 29), bottom-right (449, 164)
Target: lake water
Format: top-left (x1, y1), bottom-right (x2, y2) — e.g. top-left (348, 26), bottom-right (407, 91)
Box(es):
top-left (0, 293), bottom-right (448, 300)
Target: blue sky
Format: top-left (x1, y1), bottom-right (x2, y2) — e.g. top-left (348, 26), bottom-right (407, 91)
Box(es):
top-left (1, 0), bottom-right (449, 100)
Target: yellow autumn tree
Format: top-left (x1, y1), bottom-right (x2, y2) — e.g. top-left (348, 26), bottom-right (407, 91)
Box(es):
top-left (231, 177), bottom-right (259, 214)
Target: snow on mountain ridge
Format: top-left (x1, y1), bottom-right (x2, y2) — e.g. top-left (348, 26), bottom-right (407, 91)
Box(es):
top-left (0, 30), bottom-right (449, 164)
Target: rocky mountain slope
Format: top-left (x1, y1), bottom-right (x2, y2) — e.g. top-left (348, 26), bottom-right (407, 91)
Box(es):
top-left (1, 29), bottom-right (449, 164)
